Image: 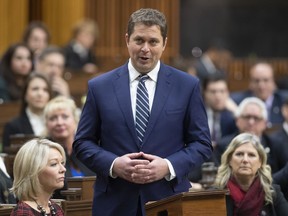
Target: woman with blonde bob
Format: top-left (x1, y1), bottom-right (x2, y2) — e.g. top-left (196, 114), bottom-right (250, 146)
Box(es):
top-left (10, 138), bottom-right (66, 215)
top-left (44, 96), bottom-right (94, 177)
top-left (214, 133), bottom-right (288, 216)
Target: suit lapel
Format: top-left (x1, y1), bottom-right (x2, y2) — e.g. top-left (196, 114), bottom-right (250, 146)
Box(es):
top-left (113, 64), bottom-right (139, 144)
top-left (143, 64), bottom-right (173, 144)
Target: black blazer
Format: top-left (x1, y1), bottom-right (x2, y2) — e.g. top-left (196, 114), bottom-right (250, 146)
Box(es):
top-left (226, 184), bottom-right (288, 216)
top-left (2, 111), bottom-right (34, 150)
top-left (63, 42), bottom-right (97, 71)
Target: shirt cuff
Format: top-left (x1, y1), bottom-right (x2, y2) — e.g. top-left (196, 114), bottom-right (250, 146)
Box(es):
top-left (164, 159), bottom-right (176, 181)
top-left (109, 158), bottom-right (118, 178)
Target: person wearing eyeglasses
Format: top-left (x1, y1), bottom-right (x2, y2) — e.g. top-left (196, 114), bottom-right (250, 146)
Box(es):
top-left (215, 97), bottom-right (282, 174)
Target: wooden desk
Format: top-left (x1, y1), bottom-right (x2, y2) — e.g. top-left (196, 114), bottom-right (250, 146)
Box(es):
top-left (66, 176), bottom-right (96, 200)
top-left (0, 204), bottom-right (16, 216)
top-left (61, 199), bottom-right (93, 216)
top-left (0, 102), bottom-right (21, 142)
top-left (145, 189), bottom-right (227, 216)
top-left (3, 134), bottom-right (37, 178)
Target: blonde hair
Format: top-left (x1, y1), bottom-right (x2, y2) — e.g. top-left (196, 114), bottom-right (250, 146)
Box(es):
top-left (44, 96), bottom-right (80, 124)
top-left (72, 18), bottom-right (99, 40)
top-left (10, 138), bottom-right (66, 200)
top-left (214, 133), bottom-right (274, 204)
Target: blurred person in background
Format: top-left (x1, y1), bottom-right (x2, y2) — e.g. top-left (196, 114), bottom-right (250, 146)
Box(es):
top-left (22, 21), bottom-right (51, 64)
top-left (214, 133), bottom-right (288, 216)
top-left (188, 74), bottom-right (237, 183)
top-left (231, 62), bottom-right (288, 128)
top-left (193, 39), bottom-right (232, 84)
top-left (35, 46), bottom-right (70, 97)
top-left (44, 96), bottom-right (94, 177)
top-left (216, 97), bottom-right (283, 174)
top-left (0, 43), bottom-right (33, 102)
top-left (2, 73), bottom-right (52, 150)
top-left (63, 18), bottom-right (99, 74)
top-left (0, 154), bottom-right (16, 204)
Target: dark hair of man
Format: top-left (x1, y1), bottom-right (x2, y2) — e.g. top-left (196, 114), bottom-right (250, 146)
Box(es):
top-left (202, 73), bottom-right (227, 92)
top-left (126, 8), bottom-right (167, 42)
top-left (38, 46), bottom-right (65, 62)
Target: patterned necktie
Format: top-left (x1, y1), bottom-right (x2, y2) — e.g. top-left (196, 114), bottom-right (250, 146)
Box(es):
top-left (135, 75), bottom-right (150, 146)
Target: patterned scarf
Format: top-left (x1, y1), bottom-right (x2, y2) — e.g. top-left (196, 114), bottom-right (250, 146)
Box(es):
top-left (227, 176), bottom-right (265, 216)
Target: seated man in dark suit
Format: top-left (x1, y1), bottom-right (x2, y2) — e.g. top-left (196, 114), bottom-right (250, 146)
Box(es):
top-left (231, 61), bottom-right (288, 128)
top-left (188, 74), bottom-right (237, 183)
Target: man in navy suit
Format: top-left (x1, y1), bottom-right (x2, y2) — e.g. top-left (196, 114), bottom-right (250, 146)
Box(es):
top-left (73, 8), bottom-right (212, 216)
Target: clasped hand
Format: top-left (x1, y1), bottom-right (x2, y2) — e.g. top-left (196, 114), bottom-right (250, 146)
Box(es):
top-left (113, 152), bottom-right (169, 184)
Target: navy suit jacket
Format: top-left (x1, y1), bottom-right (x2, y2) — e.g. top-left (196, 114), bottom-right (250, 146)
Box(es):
top-left (73, 62), bottom-right (212, 216)
top-left (219, 109), bottom-right (237, 138)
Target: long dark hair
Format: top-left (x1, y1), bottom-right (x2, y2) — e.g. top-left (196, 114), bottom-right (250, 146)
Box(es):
top-left (0, 43), bottom-right (33, 100)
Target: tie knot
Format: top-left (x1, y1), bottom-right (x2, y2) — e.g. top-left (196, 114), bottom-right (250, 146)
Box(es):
top-left (139, 75), bottom-right (149, 83)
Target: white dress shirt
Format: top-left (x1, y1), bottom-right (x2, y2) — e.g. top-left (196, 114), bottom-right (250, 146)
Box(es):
top-left (26, 107), bottom-right (45, 136)
top-left (110, 60), bottom-right (176, 180)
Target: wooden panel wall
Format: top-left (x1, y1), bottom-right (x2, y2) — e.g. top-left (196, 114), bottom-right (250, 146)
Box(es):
top-left (85, 0), bottom-right (180, 71)
top-left (227, 58), bottom-right (288, 92)
top-left (0, 0), bottom-right (179, 72)
top-left (41, 0), bottom-right (85, 46)
top-left (0, 0), bottom-right (29, 54)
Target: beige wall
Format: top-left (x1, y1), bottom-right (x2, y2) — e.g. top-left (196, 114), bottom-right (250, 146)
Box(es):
top-left (0, 0), bottom-right (29, 54)
top-left (0, 0), bottom-right (180, 72)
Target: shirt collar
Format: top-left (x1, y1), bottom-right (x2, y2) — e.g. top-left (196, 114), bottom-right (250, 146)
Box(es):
top-left (128, 59), bottom-right (160, 83)
top-left (26, 107), bottom-right (44, 120)
top-left (283, 122), bottom-right (288, 135)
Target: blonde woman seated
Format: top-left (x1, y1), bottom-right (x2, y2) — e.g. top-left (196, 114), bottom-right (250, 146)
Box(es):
top-left (214, 133), bottom-right (288, 216)
top-left (10, 138), bottom-right (66, 215)
top-left (44, 96), bottom-right (95, 177)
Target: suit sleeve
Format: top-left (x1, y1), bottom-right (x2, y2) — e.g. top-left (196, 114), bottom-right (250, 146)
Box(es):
top-left (166, 79), bottom-right (213, 182)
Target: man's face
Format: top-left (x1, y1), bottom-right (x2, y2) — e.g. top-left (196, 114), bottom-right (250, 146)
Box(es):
top-left (204, 80), bottom-right (229, 111)
top-left (36, 53), bottom-right (65, 78)
top-left (236, 103), bottom-right (267, 137)
top-left (125, 23), bottom-right (167, 73)
top-left (249, 63), bottom-right (276, 101)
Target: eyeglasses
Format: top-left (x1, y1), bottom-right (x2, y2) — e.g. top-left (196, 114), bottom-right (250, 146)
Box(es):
top-left (240, 115), bottom-right (264, 122)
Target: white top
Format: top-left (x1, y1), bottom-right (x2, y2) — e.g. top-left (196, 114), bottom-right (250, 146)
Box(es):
top-left (26, 107), bottom-right (45, 136)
